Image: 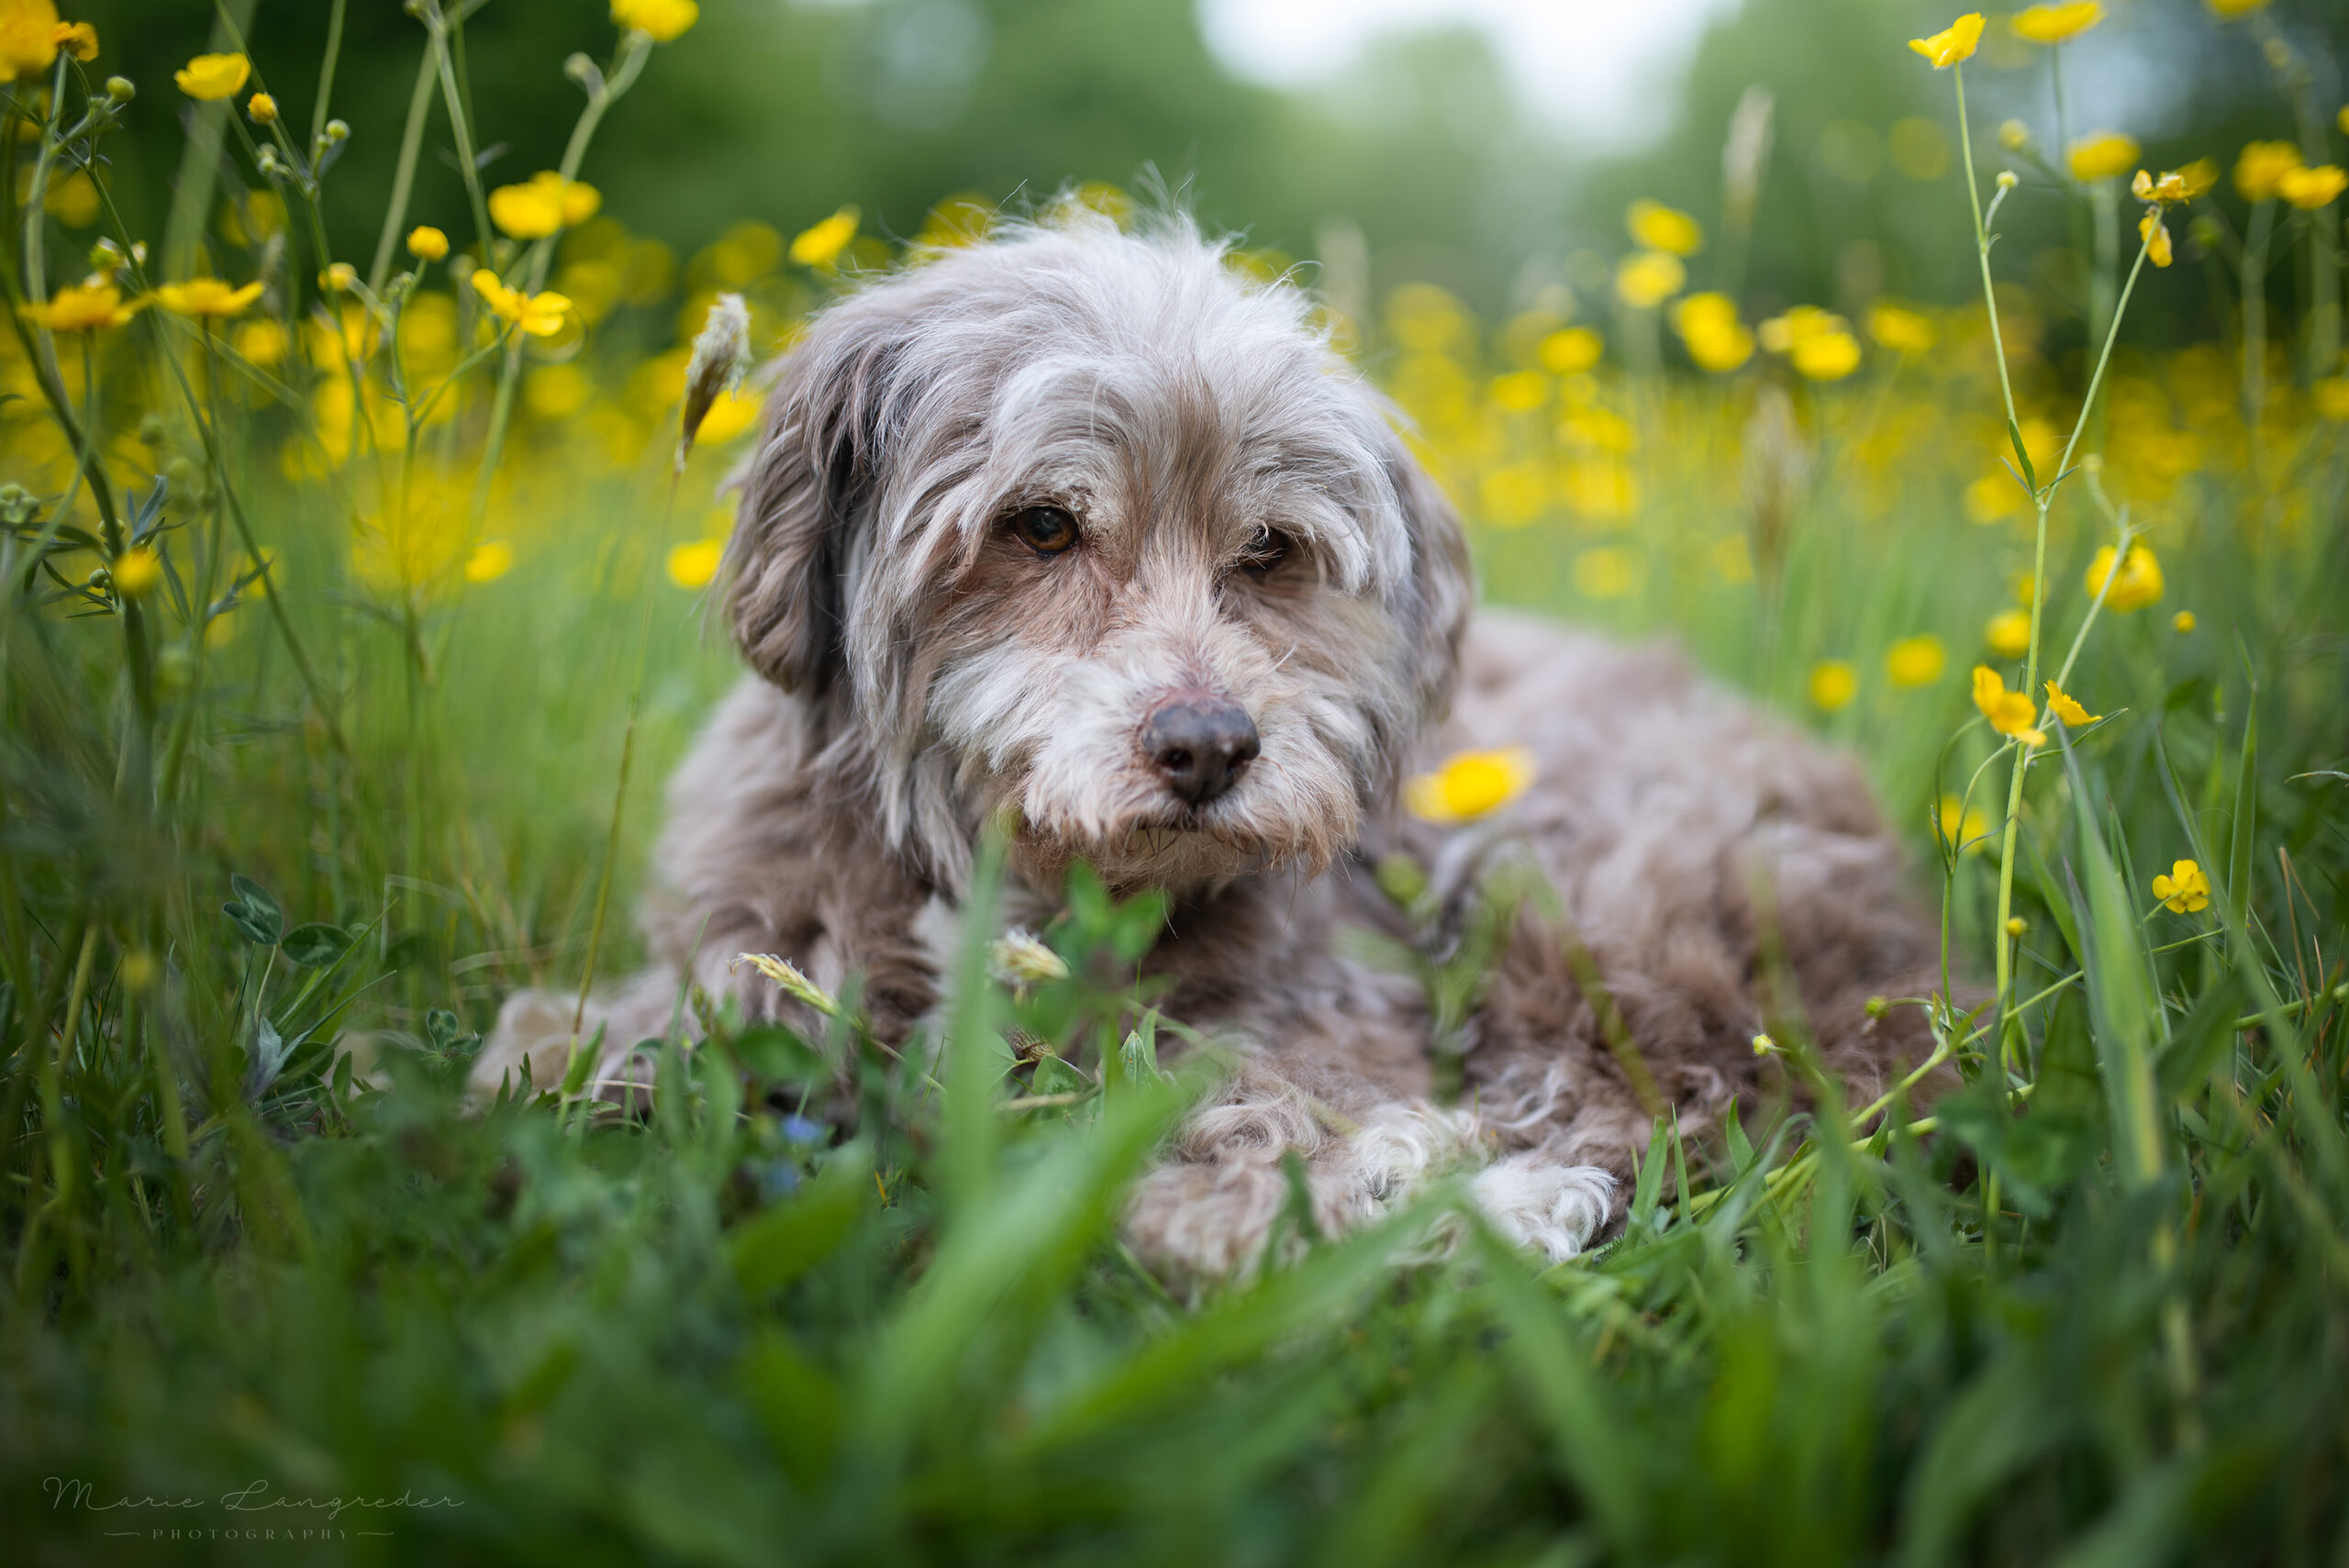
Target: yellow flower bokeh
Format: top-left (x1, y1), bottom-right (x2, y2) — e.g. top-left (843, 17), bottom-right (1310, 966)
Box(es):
top-left (1405, 746), bottom-right (1538, 825)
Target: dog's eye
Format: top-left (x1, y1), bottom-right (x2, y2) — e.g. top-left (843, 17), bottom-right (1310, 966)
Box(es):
top-left (1008, 506), bottom-right (1079, 557)
top-left (1240, 527), bottom-right (1294, 579)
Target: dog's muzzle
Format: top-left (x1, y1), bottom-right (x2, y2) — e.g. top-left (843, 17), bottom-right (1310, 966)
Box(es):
top-left (1141, 692), bottom-right (1259, 806)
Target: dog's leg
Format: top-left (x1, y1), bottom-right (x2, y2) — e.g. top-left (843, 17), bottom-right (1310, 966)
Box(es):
top-left (1120, 1062), bottom-right (1618, 1284)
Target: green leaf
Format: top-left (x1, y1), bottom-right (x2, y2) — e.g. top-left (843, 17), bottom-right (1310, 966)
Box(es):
top-left (2007, 417), bottom-right (2039, 495)
top-left (1628, 1117), bottom-right (1671, 1235)
top-left (1723, 1096), bottom-right (1755, 1175)
top-left (228, 873), bottom-right (283, 940)
top-left (739, 1329), bottom-right (841, 1492)
top-left (278, 922), bottom-right (351, 968)
top-left (2226, 694), bottom-right (2257, 934)
top-left (731, 1142), bottom-right (874, 1297)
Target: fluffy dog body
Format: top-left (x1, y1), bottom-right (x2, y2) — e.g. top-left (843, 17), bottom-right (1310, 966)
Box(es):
top-left (474, 216), bottom-right (1937, 1277)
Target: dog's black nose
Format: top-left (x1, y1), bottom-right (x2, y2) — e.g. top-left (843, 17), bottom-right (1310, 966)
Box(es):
top-left (1141, 694), bottom-right (1260, 805)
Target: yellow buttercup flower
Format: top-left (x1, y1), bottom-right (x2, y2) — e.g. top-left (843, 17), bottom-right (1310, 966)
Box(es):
top-left (789, 205), bottom-right (861, 269)
top-left (1539, 327), bottom-right (1603, 374)
top-left (2234, 140), bottom-right (2301, 202)
top-left (2139, 211), bottom-right (2173, 268)
top-left (612, 0), bottom-right (697, 41)
top-left (1615, 250), bottom-right (1685, 310)
top-left (1909, 13), bottom-right (1984, 67)
top-left (0, 0), bottom-right (61, 83)
top-left (18, 281), bottom-right (141, 332)
top-left (1809, 660), bottom-right (1858, 712)
top-left (246, 91), bottom-right (275, 124)
top-left (112, 546), bottom-right (161, 597)
top-left (1792, 328), bottom-right (1861, 381)
top-left (471, 269), bottom-right (571, 338)
top-left (2067, 131), bottom-right (2140, 183)
top-left (1866, 302), bottom-right (1937, 355)
top-left (153, 277), bottom-right (264, 317)
top-left (319, 261), bottom-right (357, 294)
top-left (1934, 794), bottom-right (1990, 855)
top-left (1971, 665), bottom-right (2043, 742)
top-left (666, 539), bottom-right (723, 589)
top-left (406, 226), bottom-right (449, 262)
top-left (1671, 293), bottom-right (1753, 373)
top-left (2277, 165), bottom-right (2347, 210)
top-left (1887, 635), bottom-right (1946, 688)
top-left (173, 51), bottom-right (250, 101)
top-left (2204, 0), bottom-right (2269, 16)
top-left (2011, 2), bottom-right (2102, 42)
top-left (2151, 860), bottom-right (2210, 914)
top-left (1405, 746), bottom-right (1538, 825)
top-left (2084, 543), bottom-right (2163, 611)
top-left (1627, 200), bottom-right (1702, 257)
top-left (55, 19), bottom-right (95, 61)
top-left (463, 540), bottom-right (514, 584)
top-left (489, 172), bottom-right (599, 239)
top-left (1985, 607), bottom-right (2032, 659)
top-left (2043, 681), bottom-right (2100, 727)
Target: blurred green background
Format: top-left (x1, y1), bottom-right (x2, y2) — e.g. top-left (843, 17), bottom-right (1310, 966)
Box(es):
top-left (66, 0), bottom-right (2349, 350)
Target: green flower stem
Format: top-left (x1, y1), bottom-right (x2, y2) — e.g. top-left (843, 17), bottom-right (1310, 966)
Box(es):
top-left (472, 34), bottom-right (652, 525)
top-left (1989, 231), bottom-right (2154, 1064)
top-left (368, 55), bottom-right (440, 295)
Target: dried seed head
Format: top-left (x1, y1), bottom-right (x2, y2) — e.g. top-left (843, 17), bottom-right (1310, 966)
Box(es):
top-left (676, 291), bottom-right (754, 474)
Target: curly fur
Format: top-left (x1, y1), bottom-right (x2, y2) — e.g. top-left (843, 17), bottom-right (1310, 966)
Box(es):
top-left (472, 211), bottom-right (1941, 1280)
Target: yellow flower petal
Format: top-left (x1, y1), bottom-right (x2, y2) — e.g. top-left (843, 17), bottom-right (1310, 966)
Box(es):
top-left (612, 0), bottom-right (697, 41)
top-left (1809, 660), bottom-right (1858, 712)
top-left (1627, 200), bottom-right (1702, 257)
top-left (1985, 608), bottom-right (2032, 659)
top-left (1971, 664), bottom-right (2039, 738)
top-left (173, 52), bottom-right (250, 101)
top-left (2043, 681), bottom-right (2100, 727)
top-left (1887, 635), bottom-right (1946, 688)
top-left (1404, 746), bottom-right (1538, 825)
top-left (463, 540), bottom-right (514, 584)
top-left (2084, 544), bottom-right (2163, 612)
top-left (152, 277), bottom-right (264, 317)
top-left (2067, 131), bottom-right (2140, 183)
top-left (1909, 13), bottom-right (1985, 68)
top-left (666, 539), bottom-right (724, 589)
top-left (2011, 2), bottom-right (2102, 43)
top-left (789, 206), bottom-right (861, 269)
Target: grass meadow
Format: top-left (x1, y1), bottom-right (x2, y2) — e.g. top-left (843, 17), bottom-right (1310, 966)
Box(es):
top-left (5, 3), bottom-right (2349, 1562)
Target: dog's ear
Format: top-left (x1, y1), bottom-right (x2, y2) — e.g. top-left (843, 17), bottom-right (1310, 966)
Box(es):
top-left (723, 304), bottom-right (906, 696)
top-left (1383, 432), bottom-right (1475, 730)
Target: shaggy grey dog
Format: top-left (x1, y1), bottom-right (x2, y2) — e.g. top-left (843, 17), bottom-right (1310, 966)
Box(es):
top-left (473, 213), bottom-right (1939, 1279)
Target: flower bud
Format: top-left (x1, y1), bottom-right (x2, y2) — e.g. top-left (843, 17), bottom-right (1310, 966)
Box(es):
top-left (106, 76), bottom-right (135, 104)
top-left (406, 225), bottom-right (450, 262)
top-left (564, 53), bottom-right (603, 91)
top-left (1865, 995), bottom-right (1889, 1019)
top-left (1752, 1032), bottom-right (1777, 1056)
top-left (247, 91), bottom-right (276, 124)
top-left (1998, 118), bottom-right (2032, 153)
top-left (1997, 170), bottom-right (2020, 191)
top-left (319, 261), bottom-right (357, 293)
top-left (2005, 917), bottom-right (2027, 937)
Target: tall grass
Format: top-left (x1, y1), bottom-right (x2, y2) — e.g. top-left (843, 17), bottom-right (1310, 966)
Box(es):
top-left (5, 4), bottom-right (2348, 1563)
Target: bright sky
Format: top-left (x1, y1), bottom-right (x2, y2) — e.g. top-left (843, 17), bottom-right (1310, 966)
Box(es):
top-left (1196, 0), bottom-right (1744, 149)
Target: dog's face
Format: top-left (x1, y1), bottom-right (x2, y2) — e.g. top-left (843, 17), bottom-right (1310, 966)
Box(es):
top-left (724, 216), bottom-right (1471, 895)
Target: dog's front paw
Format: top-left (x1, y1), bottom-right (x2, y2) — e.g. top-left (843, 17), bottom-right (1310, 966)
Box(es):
top-left (1469, 1154), bottom-right (1615, 1262)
